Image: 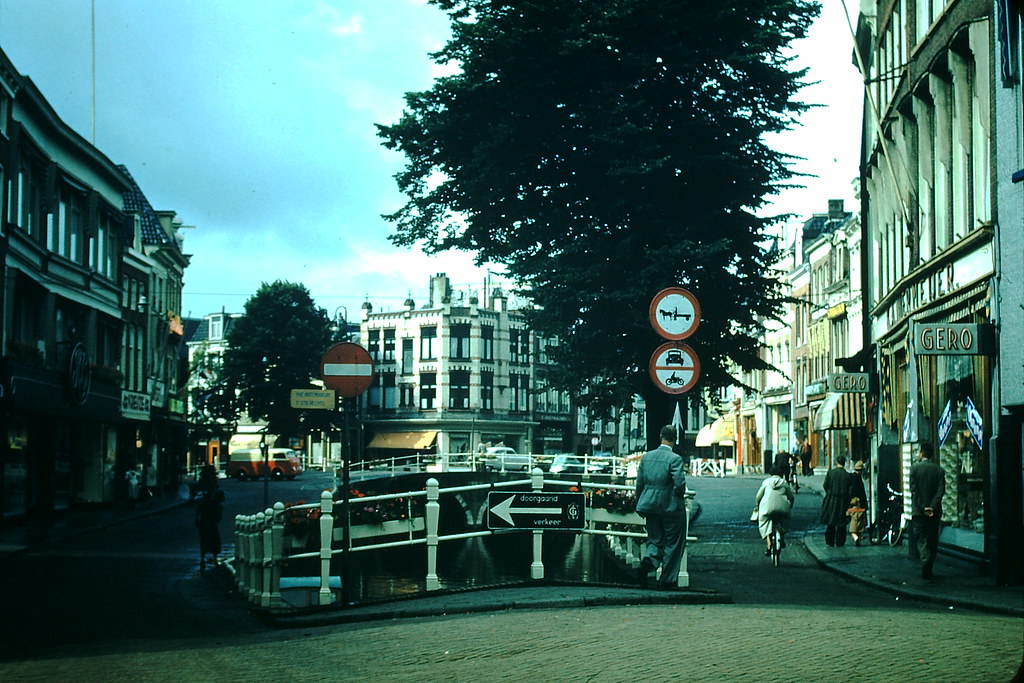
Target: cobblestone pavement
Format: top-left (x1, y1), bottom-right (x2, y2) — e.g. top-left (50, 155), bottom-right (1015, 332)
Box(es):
top-left (1, 602), bottom-right (1020, 682)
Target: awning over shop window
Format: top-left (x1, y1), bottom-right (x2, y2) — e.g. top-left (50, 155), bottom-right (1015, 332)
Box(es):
top-left (367, 431), bottom-right (437, 450)
top-left (695, 417), bottom-right (736, 447)
top-left (813, 392), bottom-right (867, 431)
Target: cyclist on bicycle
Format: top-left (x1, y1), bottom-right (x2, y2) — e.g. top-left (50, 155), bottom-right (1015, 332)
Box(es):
top-left (755, 465), bottom-right (796, 555)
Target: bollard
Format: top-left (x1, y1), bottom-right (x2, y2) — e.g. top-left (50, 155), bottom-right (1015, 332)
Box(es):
top-left (530, 468), bottom-right (544, 580)
top-left (269, 502), bottom-right (285, 608)
top-left (251, 511), bottom-right (265, 604)
top-left (318, 490), bottom-right (334, 606)
top-left (261, 508), bottom-right (275, 607)
top-left (234, 514), bottom-right (246, 597)
top-left (425, 478), bottom-right (440, 590)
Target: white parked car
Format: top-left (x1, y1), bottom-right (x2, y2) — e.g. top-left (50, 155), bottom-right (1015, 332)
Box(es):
top-left (482, 447), bottom-right (531, 472)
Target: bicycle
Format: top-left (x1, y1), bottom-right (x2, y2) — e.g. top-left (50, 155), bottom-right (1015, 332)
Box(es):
top-left (787, 454), bottom-right (801, 493)
top-left (767, 522), bottom-right (784, 567)
top-left (868, 483), bottom-right (907, 546)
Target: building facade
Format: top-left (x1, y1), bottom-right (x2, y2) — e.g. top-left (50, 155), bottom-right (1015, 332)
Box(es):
top-left (358, 273), bottom-right (573, 459)
top-left (0, 48), bottom-right (189, 520)
top-left (856, 0), bottom-right (1020, 580)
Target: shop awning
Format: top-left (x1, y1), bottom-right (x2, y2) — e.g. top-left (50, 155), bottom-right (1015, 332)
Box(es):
top-left (694, 418), bottom-right (736, 447)
top-left (367, 431), bottom-right (437, 450)
top-left (813, 392), bottom-right (867, 431)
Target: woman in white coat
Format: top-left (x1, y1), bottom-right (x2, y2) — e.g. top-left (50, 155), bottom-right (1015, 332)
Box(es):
top-left (755, 465), bottom-right (796, 555)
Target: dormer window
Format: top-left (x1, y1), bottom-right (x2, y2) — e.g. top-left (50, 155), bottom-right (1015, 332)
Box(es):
top-left (209, 314), bottom-right (223, 341)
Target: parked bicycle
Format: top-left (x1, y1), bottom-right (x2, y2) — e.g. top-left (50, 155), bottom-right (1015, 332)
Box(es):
top-left (868, 482), bottom-right (907, 546)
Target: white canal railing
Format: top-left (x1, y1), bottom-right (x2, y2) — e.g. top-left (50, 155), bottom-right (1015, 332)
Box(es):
top-left (232, 469), bottom-right (695, 610)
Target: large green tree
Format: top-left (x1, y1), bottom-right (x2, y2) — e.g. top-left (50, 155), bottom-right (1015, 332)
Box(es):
top-left (378, 0), bottom-right (819, 420)
top-left (220, 281), bottom-right (333, 440)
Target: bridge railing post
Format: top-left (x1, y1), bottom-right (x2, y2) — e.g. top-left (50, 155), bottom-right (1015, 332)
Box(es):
top-left (530, 467), bottom-right (544, 580)
top-left (269, 502), bottom-right (285, 607)
top-left (234, 514), bottom-right (246, 597)
top-left (318, 490), bottom-right (335, 605)
top-left (261, 508), bottom-right (275, 607)
top-left (250, 511), bottom-right (264, 604)
top-left (425, 477), bottom-right (440, 590)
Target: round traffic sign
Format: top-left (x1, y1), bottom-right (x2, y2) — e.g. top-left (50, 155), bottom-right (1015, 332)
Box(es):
top-left (649, 287), bottom-right (701, 340)
top-left (320, 342), bottom-right (374, 397)
top-left (649, 342), bottom-right (700, 395)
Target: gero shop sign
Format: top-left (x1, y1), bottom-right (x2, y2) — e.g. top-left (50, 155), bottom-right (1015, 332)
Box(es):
top-left (914, 323), bottom-right (993, 355)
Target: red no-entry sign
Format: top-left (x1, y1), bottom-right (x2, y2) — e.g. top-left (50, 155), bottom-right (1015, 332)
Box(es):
top-left (320, 342), bottom-right (374, 398)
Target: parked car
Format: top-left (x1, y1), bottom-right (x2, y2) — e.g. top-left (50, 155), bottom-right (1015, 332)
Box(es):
top-left (482, 447), bottom-right (532, 472)
top-left (548, 454), bottom-right (605, 476)
top-left (227, 448), bottom-right (303, 480)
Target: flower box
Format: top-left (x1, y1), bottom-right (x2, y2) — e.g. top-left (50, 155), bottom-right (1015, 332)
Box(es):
top-left (343, 517), bottom-right (426, 540)
top-left (588, 508), bottom-right (644, 526)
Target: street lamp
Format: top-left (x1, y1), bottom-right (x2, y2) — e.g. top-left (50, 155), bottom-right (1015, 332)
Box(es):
top-left (332, 306), bottom-right (349, 342)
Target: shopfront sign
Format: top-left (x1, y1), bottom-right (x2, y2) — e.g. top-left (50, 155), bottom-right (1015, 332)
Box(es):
top-left (914, 323), bottom-right (993, 355)
top-left (828, 372), bottom-right (869, 393)
top-left (121, 390), bottom-right (151, 420)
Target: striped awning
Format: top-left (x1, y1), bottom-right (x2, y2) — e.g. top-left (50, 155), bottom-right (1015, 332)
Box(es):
top-left (367, 431), bottom-right (437, 450)
top-left (813, 393), bottom-right (867, 431)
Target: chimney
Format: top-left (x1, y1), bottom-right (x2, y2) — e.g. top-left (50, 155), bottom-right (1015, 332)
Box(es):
top-left (429, 273), bottom-right (450, 307)
top-left (827, 199), bottom-right (845, 219)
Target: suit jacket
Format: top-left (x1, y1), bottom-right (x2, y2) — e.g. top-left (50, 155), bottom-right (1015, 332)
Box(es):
top-left (635, 444), bottom-right (686, 517)
top-left (910, 459), bottom-right (945, 517)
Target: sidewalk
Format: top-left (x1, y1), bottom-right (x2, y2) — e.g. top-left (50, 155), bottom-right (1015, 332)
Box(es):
top-left (798, 473), bottom-right (1024, 618)
top-left (0, 493), bottom-right (188, 559)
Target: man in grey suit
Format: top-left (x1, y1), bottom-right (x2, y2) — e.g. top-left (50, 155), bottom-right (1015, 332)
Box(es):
top-left (635, 425), bottom-right (687, 590)
top-left (910, 442), bottom-right (945, 579)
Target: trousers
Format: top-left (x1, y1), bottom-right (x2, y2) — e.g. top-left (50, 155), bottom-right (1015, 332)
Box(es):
top-left (642, 512), bottom-right (687, 588)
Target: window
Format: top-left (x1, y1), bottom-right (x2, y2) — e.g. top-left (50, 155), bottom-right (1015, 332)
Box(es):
top-left (450, 324), bottom-right (471, 359)
top-left (449, 371), bottom-right (470, 409)
top-left (420, 326), bottom-right (437, 360)
top-left (401, 338), bottom-right (413, 374)
top-left (208, 315), bottom-right (223, 341)
top-left (400, 383), bottom-right (415, 408)
top-left (480, 371), bottom-right (493, 411)
top-left (383, 329), bottom-right (396, 362)
top-left (510, 330), bottom-right (521, 363)
top-left (510, 374), bottom-right (529, 412)
top-left (481, 326), bottom-right (494, 361)
top-left (367, 329), bottom-right (380, 361)
top-left (419, 372), bottom-right (436, 409)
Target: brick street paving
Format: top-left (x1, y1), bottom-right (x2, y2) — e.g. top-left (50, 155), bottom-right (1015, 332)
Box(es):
top-left (0, 602), bottom-right (1020, 682)
top-left (0, 472), bottom-right (1020, 682)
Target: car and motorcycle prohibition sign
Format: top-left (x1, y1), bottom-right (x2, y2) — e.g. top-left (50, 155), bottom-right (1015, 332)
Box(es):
top-left (648, 287), bottom-right (701, 340)
top-left (649, 341), bottom-right (700, 395)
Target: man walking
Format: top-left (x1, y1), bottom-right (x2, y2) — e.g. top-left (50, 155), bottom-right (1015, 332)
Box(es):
top-left (635, 425), bottom-right (687, 590)
top-left (819, 455), bottom-right (851, 547)
top-left (910, 442), bottom-right (944, 579)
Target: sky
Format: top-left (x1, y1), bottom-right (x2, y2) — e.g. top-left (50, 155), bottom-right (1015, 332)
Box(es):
top-left (0, 0), bottom-right (863, 321)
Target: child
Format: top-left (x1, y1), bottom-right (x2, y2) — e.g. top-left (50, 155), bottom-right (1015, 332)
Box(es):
top-left (847, 496), bottom-right (867, 546)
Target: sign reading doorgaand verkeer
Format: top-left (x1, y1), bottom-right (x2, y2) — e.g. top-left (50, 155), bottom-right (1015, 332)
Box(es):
top-left (487, 491), bottom-right (586, 530)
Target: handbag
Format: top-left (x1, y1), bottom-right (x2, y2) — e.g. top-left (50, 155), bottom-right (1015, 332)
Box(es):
top-left (750, 507), bottom-right (759, 522)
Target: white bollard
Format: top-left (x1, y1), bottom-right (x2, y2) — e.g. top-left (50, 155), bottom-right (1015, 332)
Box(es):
top-left (318, 490), bottom-right (334, 605)
top-left (425, 478), bottom-right (440, 591)
top-left (269, 502), bottom-right (285, 608)
top-left (530, 468), bottom-right (544, 580)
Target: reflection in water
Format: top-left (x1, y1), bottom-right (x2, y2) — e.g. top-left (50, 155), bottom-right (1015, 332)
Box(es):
top-left (338, 530), bottom-right (634, 601)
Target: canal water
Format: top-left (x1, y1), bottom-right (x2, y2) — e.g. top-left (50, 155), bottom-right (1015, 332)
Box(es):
top-left (346, 531), bottom-right (635, 601)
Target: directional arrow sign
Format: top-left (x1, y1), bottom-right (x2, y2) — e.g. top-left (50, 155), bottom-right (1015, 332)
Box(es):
top-left (487, 492), bottom-right (586, 530)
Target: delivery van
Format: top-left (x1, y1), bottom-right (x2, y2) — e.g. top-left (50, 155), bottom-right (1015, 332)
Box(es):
top-left (227, 448), bottom-right (303, 480)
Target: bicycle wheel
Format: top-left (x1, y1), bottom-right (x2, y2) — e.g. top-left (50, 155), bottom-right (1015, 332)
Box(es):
top-left (890, 521), bottom-right (904, 546)
top-left (771, 530), bottom-right (782, 567)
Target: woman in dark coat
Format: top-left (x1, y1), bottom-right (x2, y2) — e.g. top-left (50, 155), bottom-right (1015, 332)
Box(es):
top-left (819, 455), bottom-right (851, 547)
top-left (196, 489), bottom-right (224, 570)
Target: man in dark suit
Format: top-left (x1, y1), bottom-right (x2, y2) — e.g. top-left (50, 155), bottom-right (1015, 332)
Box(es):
top-left (635, 425), bottom-right (687, 590)
top-left (819, 455), bottom-right (851, 546)
top-left (910, 442), bottom-right (945, 579)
